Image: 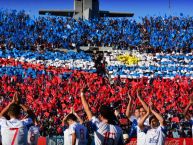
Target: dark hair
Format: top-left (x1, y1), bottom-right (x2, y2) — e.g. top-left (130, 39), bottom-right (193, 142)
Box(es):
top-left (8, 104), bottom-right (21, 118)
top-left (139, 106), bottom-right (144, 110)
top-left (149, 115), bottom-right (158, 123)
top-left (66, 114), bottom-right (77, 122)
top-left (136, 106), bottom-right (141, 110)
top-left (99, 105), bottom-right (117, 125)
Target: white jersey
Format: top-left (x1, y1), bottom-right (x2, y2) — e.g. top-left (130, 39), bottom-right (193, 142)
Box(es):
top-left (27, 126), bottom-right (40, 145)
top-left (137, 117), bottom-right (149, 126)
top-left (0, 117), bottom-right (33, 145)
top-left (137, 117), bottom-right (150, 145)
top-left (90, 116), bottom-right (124, 145)
top-left (64, 128), bottom-right (69, 145)
top-left (0, 126), bottom-right (1, 145)
top-left (63, 123), bottom-right (88, 145)
top-left (145, 126), bottom-right (166, 145)
top-left (137, 126), bottom-right (147, 145)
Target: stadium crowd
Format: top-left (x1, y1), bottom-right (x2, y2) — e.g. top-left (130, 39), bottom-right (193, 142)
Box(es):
top-left (105, 51), bottom-right (193, 78)
top-left (1, 72), bottom-right (193, 144)
top-left (0, 10), bottom-right (193, 51)
top-left (0, 9), bottom-right (193, 145)
top-left (1, 70), bottom-right (193, 136)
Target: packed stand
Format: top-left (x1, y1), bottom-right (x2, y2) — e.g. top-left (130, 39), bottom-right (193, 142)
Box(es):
top-left (0, 69), bottom-right (193, 138)
top-left (0, 10), bottom-right (193, 51)
top-left (0, 9), bottom-right (193, 144)
top-left (105, 50), bottom-right (193, 78)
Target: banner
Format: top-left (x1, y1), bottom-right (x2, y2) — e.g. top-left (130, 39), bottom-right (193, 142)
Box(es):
top-left (165, 138), bottom-right (185, 145)
top-left (38, 137), bottom-right (191, 145)
top-left (127, 138), bottom-right (137, 145)
top-left (38, 137), bottom-right (46, 145)
top-left (185, 138), bottom-right (193, 145)
top-left (127, 138), bottom-right (187, 145)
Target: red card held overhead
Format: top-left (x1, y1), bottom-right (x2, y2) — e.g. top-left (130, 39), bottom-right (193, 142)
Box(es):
top-left (44, 112), bottom-right (50, 117)
top-left (171, 117), bottom-right (180, 123)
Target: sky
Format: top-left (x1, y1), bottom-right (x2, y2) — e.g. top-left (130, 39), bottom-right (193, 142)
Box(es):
top-left (0, 0), bottom-right (192, 19)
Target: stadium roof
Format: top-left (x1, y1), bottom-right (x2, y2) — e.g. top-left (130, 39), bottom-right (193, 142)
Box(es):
top-left (39, 0), bottom-right (134, 19)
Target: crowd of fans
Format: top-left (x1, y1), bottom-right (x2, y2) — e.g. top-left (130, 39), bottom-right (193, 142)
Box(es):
top-left (105, 51), bottom-right (193, 78)
top-left (0, 71), bottom-right (193, 138)
top-left (0, 10), bottom-right (193, 51)
top-left (0, 9), bottom-right (193, 144)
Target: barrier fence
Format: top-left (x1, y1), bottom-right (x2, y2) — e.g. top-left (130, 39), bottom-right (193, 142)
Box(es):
top-left (37, 137), bottom-right (193, 145)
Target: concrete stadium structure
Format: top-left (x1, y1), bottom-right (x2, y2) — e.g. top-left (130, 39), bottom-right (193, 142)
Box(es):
top-left (39, 0), bottom-right (134, 19)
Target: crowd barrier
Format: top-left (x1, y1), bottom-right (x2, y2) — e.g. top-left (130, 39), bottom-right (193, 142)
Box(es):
top-left (37, 137), bottom-right (193, 145)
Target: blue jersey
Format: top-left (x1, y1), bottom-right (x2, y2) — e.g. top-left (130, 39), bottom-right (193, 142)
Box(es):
top-left (128, 116), bottom-right (138, 138)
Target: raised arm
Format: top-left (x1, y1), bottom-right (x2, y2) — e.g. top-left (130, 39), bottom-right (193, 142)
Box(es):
top-left (74, 112), bottom-right (84, 124)
top-left (137, 89), bottom-right (149, 112)
top-left (138, 107), bottom-right (150, 130)
top-left (20, 104), bottom-right (36, 121)
top-left (126, 91), bottom-right (133, 119)
top-left (151, 108), bottom-right (164, 126)
top-left (183, 94), bottom-right (193, 118)
top-left (71, 107), bottom-right (84, 124)
top-left (62, 113), bottom-right (70, 126)
top-left (0, 93), bottom-right (17, 118)
top-left (0, 102), bottom-right (13, 118)
top-left (80, 90), bottom-right (93, 121)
